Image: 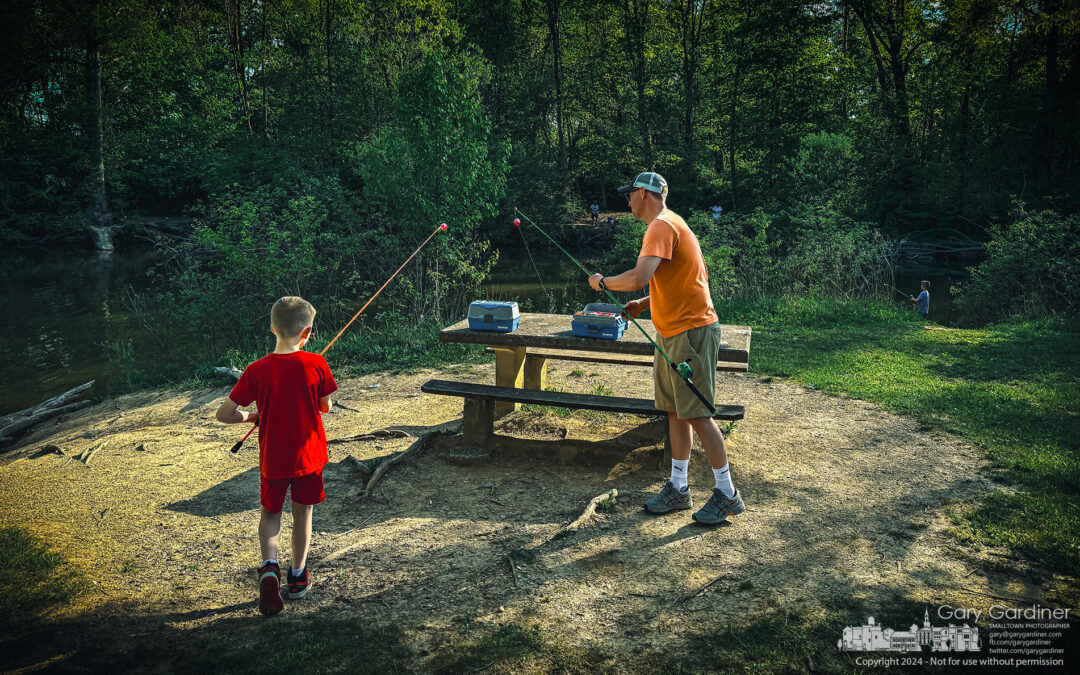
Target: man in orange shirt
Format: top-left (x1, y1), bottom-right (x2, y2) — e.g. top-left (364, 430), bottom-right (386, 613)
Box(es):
top-left (589, 172), bottom-right (744, 525)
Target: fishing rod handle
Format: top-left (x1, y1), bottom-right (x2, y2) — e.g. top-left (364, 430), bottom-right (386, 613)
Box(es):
top-left (670, 363), bottom-right (717, 415)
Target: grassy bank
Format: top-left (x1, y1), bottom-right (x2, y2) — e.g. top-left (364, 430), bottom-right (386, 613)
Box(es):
top-left (718, 296), bottom-right (1080, 575)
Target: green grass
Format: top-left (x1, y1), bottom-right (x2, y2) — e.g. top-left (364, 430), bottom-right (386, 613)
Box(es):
top-left (0, 527), bottom-right (87, 631)
top-left (718, 296), bottom-right (1080, 574)
top-left (430, 622), bottom-right (606, 673)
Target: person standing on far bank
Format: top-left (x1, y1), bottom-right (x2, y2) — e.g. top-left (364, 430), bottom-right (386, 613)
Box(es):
top-left (588, 171), bottom-right (745, 524)
top-left (910, 280), bottom-right (930, 319)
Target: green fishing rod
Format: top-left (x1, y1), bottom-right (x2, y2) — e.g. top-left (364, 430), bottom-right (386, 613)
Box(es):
top-left (513, 208), bottom-right (716, 415)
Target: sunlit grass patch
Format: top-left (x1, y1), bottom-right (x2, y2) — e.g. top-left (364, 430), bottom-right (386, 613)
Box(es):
top-left (0, 527), bottom-right (87, 630)
top-left (724, 298), bottom-right (1080, 573)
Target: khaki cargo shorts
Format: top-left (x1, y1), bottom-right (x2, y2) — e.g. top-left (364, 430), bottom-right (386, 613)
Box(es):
top-left (654, 321), bottom-right (721, 419)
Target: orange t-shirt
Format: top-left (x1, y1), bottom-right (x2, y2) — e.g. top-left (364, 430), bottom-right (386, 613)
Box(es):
top-left (638, 208), bottom-right (718, 338)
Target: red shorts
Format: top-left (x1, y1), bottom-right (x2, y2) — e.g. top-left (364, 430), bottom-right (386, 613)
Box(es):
top-left (260, 470), bottom-right (325, 513)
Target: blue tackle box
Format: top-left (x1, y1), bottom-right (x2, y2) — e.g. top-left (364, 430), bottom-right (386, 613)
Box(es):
top-left (468, 300), bottom-right (520, 332)
top-left (572, 303), bottom-right (627, 340)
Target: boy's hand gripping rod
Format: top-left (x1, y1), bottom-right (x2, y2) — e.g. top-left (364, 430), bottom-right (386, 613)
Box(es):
top-left (513, 208), bottom-right (716, 415)
top-left (230, 223), bottom-right (449, 453)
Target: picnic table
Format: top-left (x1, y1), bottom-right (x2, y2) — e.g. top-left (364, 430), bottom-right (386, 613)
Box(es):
top-left (424, 313), bottom-right (751, 455)
top-left (437, 313), bottom-right (751, 414)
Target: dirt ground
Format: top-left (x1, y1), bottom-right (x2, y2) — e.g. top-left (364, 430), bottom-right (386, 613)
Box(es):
top-left (0, 359), bottom-right (1071, 671)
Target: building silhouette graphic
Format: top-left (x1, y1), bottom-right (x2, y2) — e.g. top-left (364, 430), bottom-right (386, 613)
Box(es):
top-left (838, 609), bottom-right (981, 652)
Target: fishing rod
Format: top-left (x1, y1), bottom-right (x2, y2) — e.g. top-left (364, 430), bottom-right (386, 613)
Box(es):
top-left (883, 283), bottom-right (913, 299)
top-left (513, 208), bottom-right (716, 415)
top-left (230, 222), bottom-right (449, 454)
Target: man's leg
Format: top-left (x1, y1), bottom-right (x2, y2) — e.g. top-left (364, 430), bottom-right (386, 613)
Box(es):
top-left (689, 416), bottom-right (744, 524)
top-left (668, 412), bottom-right (692, 491)
top-left (644, 412), bottom-right (695, 513)
top-left (259, 507), bottom-right (282, 562)
top-left (687, 416), bottom-right (728, 469)
top-left (290, 502), bottom-right (313, 571)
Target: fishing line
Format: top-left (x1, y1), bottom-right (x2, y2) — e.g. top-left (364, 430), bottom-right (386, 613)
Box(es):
top-left (231, 222), bottom-right (449, 453)
top-left (513, 207), bottom-right (716, 415)
top-left (515, 223), bottom-right (549, 296)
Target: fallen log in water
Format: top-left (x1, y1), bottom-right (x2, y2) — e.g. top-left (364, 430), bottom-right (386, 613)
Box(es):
top-left (0, 381), bottom-right (95, 446)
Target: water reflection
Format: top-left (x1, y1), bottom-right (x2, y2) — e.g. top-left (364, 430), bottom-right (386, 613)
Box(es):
top-left (0, 247), bottom-right (155, 416)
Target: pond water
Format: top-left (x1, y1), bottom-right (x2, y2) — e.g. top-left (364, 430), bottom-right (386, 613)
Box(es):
top-left (0, 241), bottom-right (966, 417)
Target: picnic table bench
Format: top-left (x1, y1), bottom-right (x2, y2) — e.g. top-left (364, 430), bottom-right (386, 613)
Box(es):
top-left (424, 313), bottom-right (751, 452)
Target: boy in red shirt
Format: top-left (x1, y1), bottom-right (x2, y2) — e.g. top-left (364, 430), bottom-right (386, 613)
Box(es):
top-left (215, 296), bottom-right (337, 616)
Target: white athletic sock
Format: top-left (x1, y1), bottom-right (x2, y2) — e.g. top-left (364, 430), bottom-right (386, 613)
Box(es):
top-left (670, 458), bottom-right (689, 492)
top-left (291, 565), bottom-right (305, 578)
top-left (713, 463), bottom-right (734, 498)
top-left (262, 558), bottom-right (277, 568)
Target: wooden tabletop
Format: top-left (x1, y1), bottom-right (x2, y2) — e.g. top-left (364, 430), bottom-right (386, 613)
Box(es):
top-left (439, 313), bottom-right (750, 363)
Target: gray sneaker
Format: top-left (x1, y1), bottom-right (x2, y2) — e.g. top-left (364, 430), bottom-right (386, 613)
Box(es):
top-left (644, 481), bottom-right (692, 514)
top-left (692, 488), bottom-right (745, 525)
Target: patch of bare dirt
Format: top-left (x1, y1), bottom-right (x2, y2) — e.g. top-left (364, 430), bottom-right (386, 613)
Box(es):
top-left (0, 360), bottom-right (1064, 670)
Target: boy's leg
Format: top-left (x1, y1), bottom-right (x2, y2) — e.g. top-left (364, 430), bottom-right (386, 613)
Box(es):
top-left (257, 507), bottom-right (285, 616)
top-left (285, 471), bottom-right (324, 599)
top-left (259, 507), bottom-right (282, 562)
top-left (290, 501), bottom-right (313, 570)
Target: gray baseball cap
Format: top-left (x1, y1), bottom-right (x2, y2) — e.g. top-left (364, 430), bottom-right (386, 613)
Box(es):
top-left (617, 171), bottom-right (668, 196)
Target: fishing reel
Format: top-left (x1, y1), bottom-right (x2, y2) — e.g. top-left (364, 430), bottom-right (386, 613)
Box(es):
top-left (675, 361), bottom-right (694, 379)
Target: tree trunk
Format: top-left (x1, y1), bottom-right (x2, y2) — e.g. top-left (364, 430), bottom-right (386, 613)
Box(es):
top-left (623, 0), bottom-right (652, 167)
top-left (546, 0), bottom-right (565, 173)
top-left (228, 0), bottom-right (254, 134)
top-left (262, 0), bottom-right (270, 139)
top-left (84, 1), bottom-right (114, 250)
top-left (729, 57), bottom-right (739, 211)
top-left (1041, 16), bottom-right (1060, 191)
top-left (325, 0), bottom-right (335, 150)
top-left (680, 0), bottom-right (709, 153)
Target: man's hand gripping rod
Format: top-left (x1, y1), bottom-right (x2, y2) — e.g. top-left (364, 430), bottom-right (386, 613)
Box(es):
top-left (513, 208), bottom-right (716, 415)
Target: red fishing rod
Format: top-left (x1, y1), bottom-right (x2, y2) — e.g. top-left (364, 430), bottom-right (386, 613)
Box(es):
top-left (230, 222), bottom-right (448, 453)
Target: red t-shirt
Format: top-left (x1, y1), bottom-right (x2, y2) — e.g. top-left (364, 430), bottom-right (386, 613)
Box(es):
top-left (229, 351), bottom-right (338, 479)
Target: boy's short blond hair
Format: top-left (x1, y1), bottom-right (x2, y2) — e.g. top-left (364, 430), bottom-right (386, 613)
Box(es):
top-left (271, 296), bottom-right (316, 338)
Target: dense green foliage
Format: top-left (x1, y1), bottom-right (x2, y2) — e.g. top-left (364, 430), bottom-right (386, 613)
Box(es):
top-left (954, 202), bottom-right (1080, 323)
top-left (606, 205), bottom-right (895, 300)
top-left (2, 0), bottom-right (1077, 244)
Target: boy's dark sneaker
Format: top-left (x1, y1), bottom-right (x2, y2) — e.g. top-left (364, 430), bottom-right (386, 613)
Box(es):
top-left (258, 562), bottom-right (284, 616)
top-left (287, 567), bottom-right (311, 599)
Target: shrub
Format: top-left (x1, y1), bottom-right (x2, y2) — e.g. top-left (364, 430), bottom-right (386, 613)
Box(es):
top-left (787, 131), bottom-right (861, 212)
top-left (954, 203), bottom-right (1080, 323)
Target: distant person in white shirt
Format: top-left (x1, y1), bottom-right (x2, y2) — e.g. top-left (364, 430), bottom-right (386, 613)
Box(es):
top-left (590, 201), bottom-right (600, 224)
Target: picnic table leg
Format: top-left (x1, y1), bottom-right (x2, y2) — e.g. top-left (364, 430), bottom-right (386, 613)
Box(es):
top-left (657, 421), bottom-right (673, 470)
top-left (493, 346), bottom-right (526, 417)
top-left (524, 355), bottom-right (548, 391)
top-left (462, 397), bottom-right (494, 445)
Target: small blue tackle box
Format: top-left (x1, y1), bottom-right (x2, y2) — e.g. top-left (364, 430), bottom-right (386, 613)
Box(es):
top-left (468, 300), bottom-right (520, 332)
top-left (572, 303), bottom-right (627, 340)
